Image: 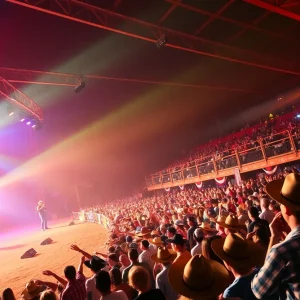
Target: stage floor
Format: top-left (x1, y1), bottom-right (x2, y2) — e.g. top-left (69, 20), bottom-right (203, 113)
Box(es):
top-left (0, 220), bottom-right (109, 298)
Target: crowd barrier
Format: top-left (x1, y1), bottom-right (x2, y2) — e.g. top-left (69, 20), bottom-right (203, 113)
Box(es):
top-left (72, 211), bottom-right (111, 229)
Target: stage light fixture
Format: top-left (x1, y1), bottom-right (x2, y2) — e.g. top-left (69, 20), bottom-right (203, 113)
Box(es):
top-left (26, 121), bottom-right (31, 126)
top-left (156, 35), bottom-right (167, 49)
top-left (7, 105), bottom-right (15, 116)
top-left (20, 118), bottom-right (25, 122)
top-left (74, 80), bottom-right (85, 93)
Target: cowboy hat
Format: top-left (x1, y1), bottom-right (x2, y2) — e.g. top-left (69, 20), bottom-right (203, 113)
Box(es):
top-left (84, 255), bottom-right (106, 272)
top-left (216, 214), bottom-right (245, 231)
top-left (174, 220), bottom-right (184, 226)
top-left (151, 247), bottom-right (176, 264)
top-left (266, 172), bottom-right (300, 211)
top-left (21, 280), bottom-right (44, 300)
top-left (166, 233), bottom-right (187, 245)
top-left (211, 233), bottom-right (266, 269)
top-left (168, 255), bottom-right (230, 299)
top-left (151, 229), bottom-right (161, 236)
top-left (135, 227), bottom-right (151, 237)
top-left (199, 221), bottom-right (217, 233)
top-left (149, 236), bottom-right (164, 246)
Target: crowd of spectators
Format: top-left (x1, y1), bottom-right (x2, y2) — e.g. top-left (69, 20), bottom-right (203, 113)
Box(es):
top-left (3, 108), bottom-right (300, 300)
top-left (3, 165), bottom-right (300, 299)
top-left (152, 111), bottom-right (300, 181)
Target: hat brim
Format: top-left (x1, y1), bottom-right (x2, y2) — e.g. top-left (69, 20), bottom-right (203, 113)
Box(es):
top-left (199, 226), bottom-right (217, 232)
top-left (168, 256), bottom-right (230, 299)
top-left (165, 238), bottom-right (187, 245)
top-left (266, 178), bottom-right (300, 211)
top-left (211, 237), bottom-right (266, 269)
top-left (135, 232), bottom-right (151, 237)
top-left (149, 238), bottom-right (164, 245)
top-left (21, 286), bottom-right (44, 299)
top-left (151, 252), bottom-right (176, 264)
top-left (216, 221), bottom-right (246, 231)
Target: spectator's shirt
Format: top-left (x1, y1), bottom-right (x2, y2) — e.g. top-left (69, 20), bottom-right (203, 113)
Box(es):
top-left (223, 270), bottom-right (259, 300)
top-left (85, 273), bottom-right (101, 300)
top-left (134, 289), bottom-right (166, 300)
top-left (259, 209), bottom-right (274, 224)
top-left (191, 242), bottom-right (202, 256)
top-left (102, 290), bottom-right (128, 300)
top-left (251, 226), bottom-right (300, 300)
top-left (61, 271), bottom-right (86, 300)
top-left (187, 225), bottom-right (197, 250)
top-left (156, 264), bottom-right (178, 300)
top-left (138, 248), bottom-right (156, 270)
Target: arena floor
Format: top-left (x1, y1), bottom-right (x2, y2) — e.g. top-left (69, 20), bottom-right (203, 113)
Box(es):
top-left (0, 220), bottom-right (109, 299)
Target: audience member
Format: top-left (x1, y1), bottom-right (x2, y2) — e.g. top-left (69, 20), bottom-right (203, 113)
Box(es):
top-left (128, 266), bottom-right (166, 300)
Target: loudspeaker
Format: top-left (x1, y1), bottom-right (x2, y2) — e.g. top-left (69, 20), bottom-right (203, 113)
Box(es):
top-left (69, 221), bottom-right (75, 226)
top-left (40, 238), bottom-right (53, 245)
top-left (21, 248), bottom-right (37, 259)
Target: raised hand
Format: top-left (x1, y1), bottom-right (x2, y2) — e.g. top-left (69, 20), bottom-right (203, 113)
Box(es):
top-left (70, 244), bottom-right (81, 252)
top-left (42, 270), bottom-right (54, 276)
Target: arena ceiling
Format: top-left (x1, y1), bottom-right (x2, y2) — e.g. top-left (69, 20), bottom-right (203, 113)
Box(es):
top-left (1, 0), bottom-right (300, 195)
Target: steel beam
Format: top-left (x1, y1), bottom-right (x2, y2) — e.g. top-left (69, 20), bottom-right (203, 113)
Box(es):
top-left (6, 0), bottom-right (300, 76)
top-left (0, 67), bottom-right (80, 87)
top-left (244, 0), bottom-right (300, 22)
top-left (194, 0), bottom-right (236, 36)
top-left (0, 76), bottom-right (43, 122)
top-left (0, 67), bottom-right (258, 93)
top-left (165, 0), bottom-right (299, 44)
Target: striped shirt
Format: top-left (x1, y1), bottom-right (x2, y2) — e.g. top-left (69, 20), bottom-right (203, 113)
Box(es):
top-left (251, 226), bottom-right (300, 299)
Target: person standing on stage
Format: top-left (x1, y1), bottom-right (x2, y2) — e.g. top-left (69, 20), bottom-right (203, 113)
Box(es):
top-left (37, 200), bottom-right (48, 230)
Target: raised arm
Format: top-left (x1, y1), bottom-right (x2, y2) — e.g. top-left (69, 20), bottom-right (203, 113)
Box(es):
top-left (70, 244), bottom-right (92, 260)
top-left (42, 270), bottom-right (68, 287)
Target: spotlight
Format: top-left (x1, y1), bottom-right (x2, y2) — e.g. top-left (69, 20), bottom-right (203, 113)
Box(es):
top-left (296, 114), bottom-right (300, 119)
top-left (74, 80), bottom-right (85, 93)
top-left (20, 118), bottom-right (25, 122)
top-left (7, 105), bottom-right (15, 116)
top-left (26, 121), bottom-right (31, 126)
top-left (156, 35), bottom-right (167, 49)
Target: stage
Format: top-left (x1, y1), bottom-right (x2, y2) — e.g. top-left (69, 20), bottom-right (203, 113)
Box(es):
top-left (0, 220), bottom-right (109, 298)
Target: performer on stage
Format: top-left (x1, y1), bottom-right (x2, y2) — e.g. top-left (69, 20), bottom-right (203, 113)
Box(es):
top-left (36, 200), bottom-right (48, 230)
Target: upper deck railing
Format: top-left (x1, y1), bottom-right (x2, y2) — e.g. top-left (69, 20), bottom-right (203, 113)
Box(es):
top-left (146, 130), bottom-right (300, 190)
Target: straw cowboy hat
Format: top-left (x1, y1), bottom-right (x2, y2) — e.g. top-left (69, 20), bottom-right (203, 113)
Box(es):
top-left (151, 229), bottom-right (161, 236)
top-left (135, 227), bottom-right (151, 237)
top-left (149, 236), bottom-right (164, 246)
top-left (211, 233), bottom-right (266, 269)
top-left (151, 247), bottom-right (176, 264)
top-left (168, 255), bottom-right (230, 299)
top-left (21, 280), bottom-right (44, 300)
top-left (199, 221), bottom-right (217, 233)
top-left (216, 214), bottom-right (245, 231)
top-left (266, 172), bottom-right (300, 211)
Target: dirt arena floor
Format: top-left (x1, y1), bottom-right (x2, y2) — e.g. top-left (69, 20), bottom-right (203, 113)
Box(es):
top-left (0, 220), bottom-right (109, 299)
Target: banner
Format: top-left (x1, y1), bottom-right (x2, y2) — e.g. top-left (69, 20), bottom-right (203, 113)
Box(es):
top-left (195, 182), bottom-right (203, 189)
top-left (215, 177), bottom-right (226, 185)
top-left (263, 165), bottom-right (277, 175)
top-left (234, 168), bottom-right (242, 186)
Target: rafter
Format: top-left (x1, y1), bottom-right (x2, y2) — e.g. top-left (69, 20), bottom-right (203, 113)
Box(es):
top-left (6, 0), bottom-right (300, 76)
top-left (244, 0), bottom-right (300, 21)
top-left (165, 0), bottom-right (299, 44)
top-left (0, 67), bottom-right (259, 93)
top-left (0, 76), bottom-right (43, 122)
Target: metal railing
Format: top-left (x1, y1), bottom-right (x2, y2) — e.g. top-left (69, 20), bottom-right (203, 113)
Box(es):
top-left (146, 130), bottom-right (298, 187)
